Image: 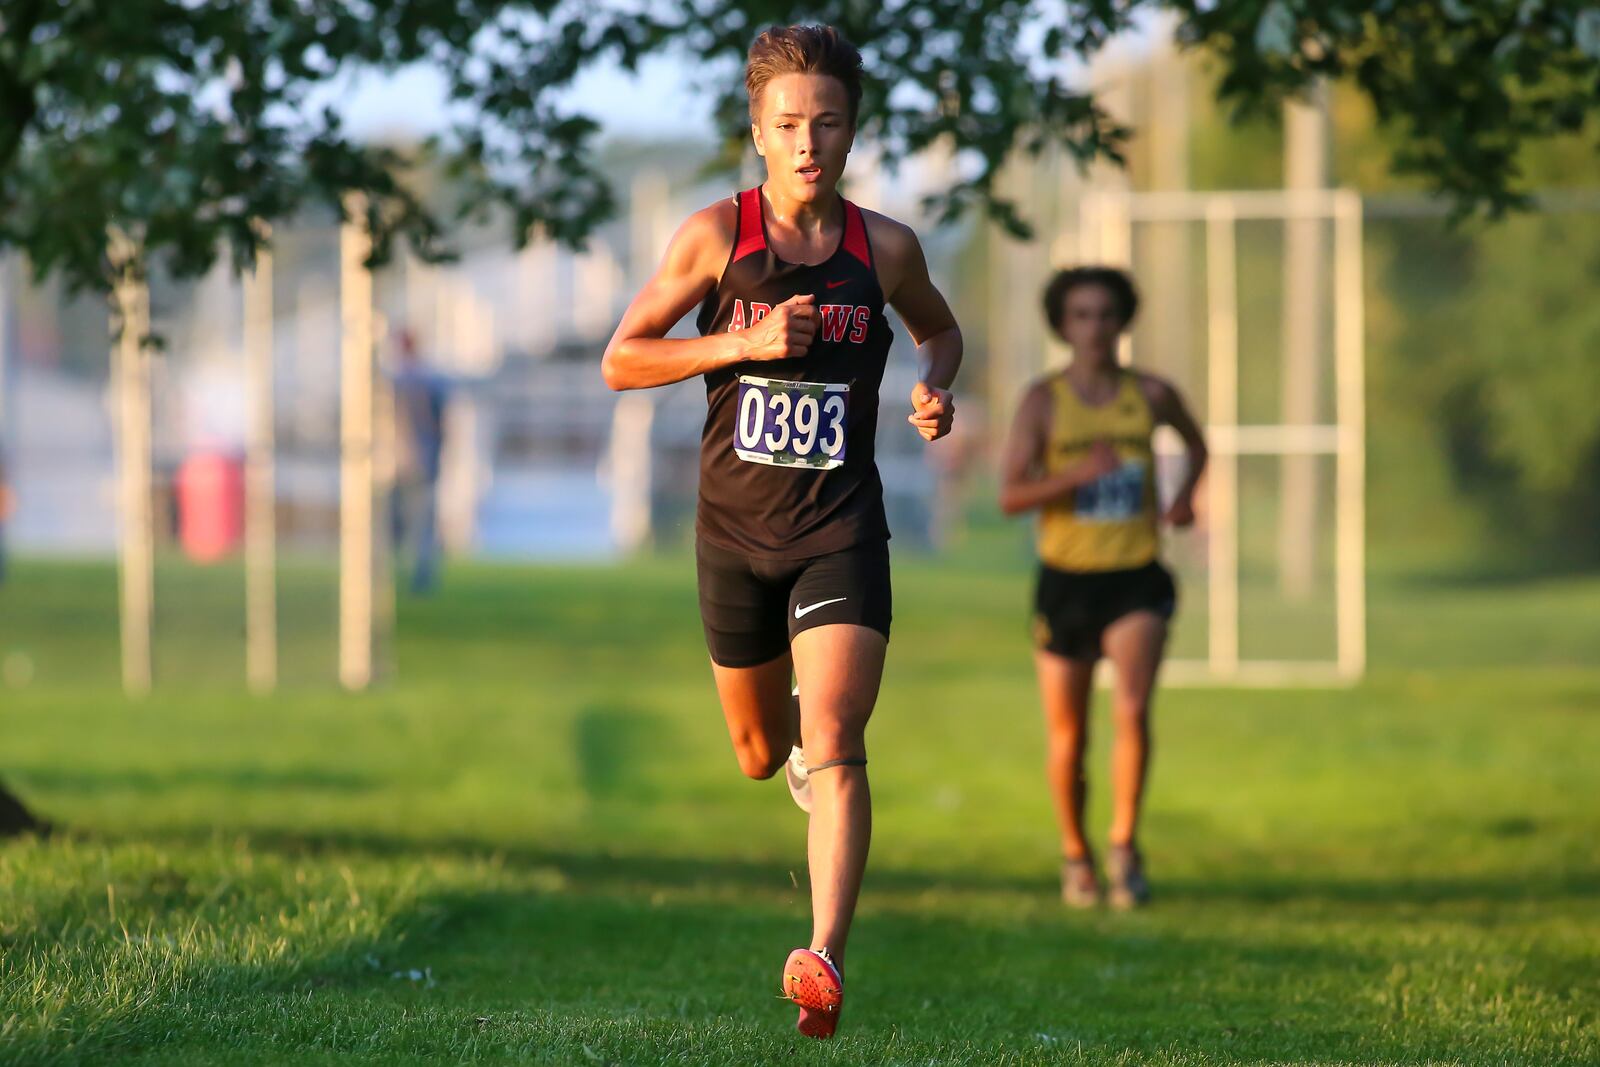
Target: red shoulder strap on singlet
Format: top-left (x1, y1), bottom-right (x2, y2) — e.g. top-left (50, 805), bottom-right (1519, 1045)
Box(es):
top-left (841, 200), bottom-right (871, 268)
top-left (732, 188), bottom-right (766, 263)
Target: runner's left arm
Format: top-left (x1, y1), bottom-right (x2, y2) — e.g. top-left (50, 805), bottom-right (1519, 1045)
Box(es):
top-left (874, 217), bottom-right (962, 443)
top-left (1139, 375), bottom-right (1209, 527)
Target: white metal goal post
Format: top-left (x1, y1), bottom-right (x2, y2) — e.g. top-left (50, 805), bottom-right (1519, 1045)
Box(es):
top-left (1077, 188), bottom-right (1366, 686)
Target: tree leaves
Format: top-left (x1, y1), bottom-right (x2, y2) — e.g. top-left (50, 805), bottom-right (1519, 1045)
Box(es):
top-left (2, 0), bottom-right (1597, 297)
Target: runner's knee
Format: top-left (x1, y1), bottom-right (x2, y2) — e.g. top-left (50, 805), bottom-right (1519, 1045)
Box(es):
top-left (1112, 697), bottom-right (1150, 731)
top-left (1049, 728), bottom-right (1088, 763)
top-left (731, 731), bottom-right (786, 780)
top-left (801, 721), bottom-right (867, 768)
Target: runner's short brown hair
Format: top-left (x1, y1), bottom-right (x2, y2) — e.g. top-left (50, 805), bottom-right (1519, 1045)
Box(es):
top-left (746, 25), bottom-right (864, 124)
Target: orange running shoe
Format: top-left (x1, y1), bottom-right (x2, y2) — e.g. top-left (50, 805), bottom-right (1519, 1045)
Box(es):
top-left (781, 947), bottom-right (843, 1039)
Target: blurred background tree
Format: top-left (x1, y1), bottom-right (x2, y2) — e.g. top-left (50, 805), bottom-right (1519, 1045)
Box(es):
top-left (2, 1), bottom-right (1597, 295)
top-left (1177, 56), bottom-right (1600, 572)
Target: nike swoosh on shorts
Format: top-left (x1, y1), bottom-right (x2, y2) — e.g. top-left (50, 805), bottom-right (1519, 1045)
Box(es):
top-left (794, 597), bottom-right (847, 619)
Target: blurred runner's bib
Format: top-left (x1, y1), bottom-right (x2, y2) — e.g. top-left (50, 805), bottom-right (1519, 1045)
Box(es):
top-left (1074, 459), bottom-right (1148, 522)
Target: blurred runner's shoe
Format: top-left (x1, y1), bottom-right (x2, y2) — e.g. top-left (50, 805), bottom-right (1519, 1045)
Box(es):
top-left (1107, 843), bottom-right (1151, 909)
top-left (1061, 855), bottom-right (1102, 909)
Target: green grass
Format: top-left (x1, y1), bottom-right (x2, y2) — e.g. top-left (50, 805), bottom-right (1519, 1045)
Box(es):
top-left (2, 555), bottom-right (1598, 1065)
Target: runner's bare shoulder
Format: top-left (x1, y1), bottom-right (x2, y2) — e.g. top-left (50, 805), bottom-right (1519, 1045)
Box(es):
top-left (665, 197), bottom-right (740, 284)
top-left (858, 208), bottom-right (919, 276)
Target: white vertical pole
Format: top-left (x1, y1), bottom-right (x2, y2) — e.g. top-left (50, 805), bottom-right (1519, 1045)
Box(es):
top-left (1205, 202), bottom-right (1240, 677)
top-left (0, 257), bottom-right (13, 578)
top-left (110, 232), bottom-right (154, 695)
top-left (987, 180), bottom-right (1016, 431)
top-left (437, 280), bottom-right (483, 556)
top-left (630, 171), bottom-right (670, 287)
top-left (372, 315), bottom-right (396, 683)
top-left (1077, 193), bottom-right (1099, 262)
top-left (609, 391), bottom-right (655, 554)
top-left (1098, 195), bottom-right (1136, 367)
top-left (439, 390), bottom-right (478, 555)
top-left (339, 197), bottom-right (375, 691)
top-left (1334, 191), bottom-right (1367, 680)
top-left (244, 225), bottom-right (277, 693)
top-left (1279, 84), bottom-right (1332, 599)
top-left (516, 243), bottom-right (557, 358)
top-left (0, 257), bottom-right (11, 482)
top-left (1146, 39), bottom-right (1194, 387)
top-left (574, 241), bottom-right (618, 341)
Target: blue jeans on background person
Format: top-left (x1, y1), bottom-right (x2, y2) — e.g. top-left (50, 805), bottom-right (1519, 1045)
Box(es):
top-left (391, 478), bottom-right (440, 595)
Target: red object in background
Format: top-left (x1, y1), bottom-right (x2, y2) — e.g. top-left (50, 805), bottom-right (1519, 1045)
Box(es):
top-left (175, 452), bottom-right (244, 563)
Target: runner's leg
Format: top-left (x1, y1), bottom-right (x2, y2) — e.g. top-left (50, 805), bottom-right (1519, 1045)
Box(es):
top-left (1033, 649), bottom-right (1096, 860)
top-left (1102, 611), bottom-right (1167, 847)
top-left (710, 653), bottom-right (799, 780)
top-left (789, 622), bottom-right (884, 970)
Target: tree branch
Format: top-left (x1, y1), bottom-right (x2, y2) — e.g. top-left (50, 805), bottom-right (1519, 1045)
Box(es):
top-left (0, 0), bottom-right (47, 170)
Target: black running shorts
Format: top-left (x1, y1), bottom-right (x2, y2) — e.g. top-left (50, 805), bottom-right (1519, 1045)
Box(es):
top-left (695, 538), bottom-right (893, 668)
top-left (1032, 560), bottom-right (1177, 662)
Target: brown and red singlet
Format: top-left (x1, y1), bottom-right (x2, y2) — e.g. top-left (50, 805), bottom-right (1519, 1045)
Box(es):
top-left (695, 187), bottom-right (894, 559)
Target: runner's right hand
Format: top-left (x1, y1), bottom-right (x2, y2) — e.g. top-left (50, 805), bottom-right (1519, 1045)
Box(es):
top-left (1080, 439), bottom-right (1121, 481)
top-left (740, 293), bottom-right (816, 361)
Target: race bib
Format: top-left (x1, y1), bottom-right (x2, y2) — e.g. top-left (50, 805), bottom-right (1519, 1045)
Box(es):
top-left (1075, 460), bottom-right (1147, 522)
top-left (734, 375), bottom-right (848, 470)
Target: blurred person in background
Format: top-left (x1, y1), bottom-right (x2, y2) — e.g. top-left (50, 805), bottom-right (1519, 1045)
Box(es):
top-left (0, 447), bottom-right (14, 588)
top-left (601, 24), bottom-right (960, 1039)
top-left (0, 449), bottom-right (12, 586)
top-left (389, 328), bottom-right (450, 594)
top-left (999, 267), bottom-right (1207, 910)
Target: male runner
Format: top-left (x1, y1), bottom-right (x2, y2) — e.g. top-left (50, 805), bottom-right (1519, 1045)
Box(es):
top-left (601, 24), bottom-right (962, 1038)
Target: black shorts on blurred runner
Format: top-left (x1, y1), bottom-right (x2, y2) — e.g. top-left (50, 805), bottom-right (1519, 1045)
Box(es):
top-left (1031, 560), bottom-right (1177, 662)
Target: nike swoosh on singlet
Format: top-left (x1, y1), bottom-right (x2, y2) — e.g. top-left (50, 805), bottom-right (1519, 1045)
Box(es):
top-left (825, 279), bottom-right (849, 289)
top-left (794, 597), bottom-right (847, 619)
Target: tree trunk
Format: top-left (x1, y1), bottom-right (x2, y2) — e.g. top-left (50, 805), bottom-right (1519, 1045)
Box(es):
top-left (0, 780), bottom-right (46, 836)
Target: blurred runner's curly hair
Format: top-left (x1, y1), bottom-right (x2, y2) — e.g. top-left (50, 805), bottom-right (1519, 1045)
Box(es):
top-left (1042, 267), bottom-right (1141, 336)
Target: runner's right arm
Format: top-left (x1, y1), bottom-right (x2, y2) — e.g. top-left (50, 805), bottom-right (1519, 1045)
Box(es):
top-left (998, 382), bottom-right (1120, 516)
top-left (601, 205), bottom-right (816, 391)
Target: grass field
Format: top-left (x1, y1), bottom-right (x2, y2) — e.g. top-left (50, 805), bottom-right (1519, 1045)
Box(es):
top-left (2, 555), bottom-right (1598, 1065)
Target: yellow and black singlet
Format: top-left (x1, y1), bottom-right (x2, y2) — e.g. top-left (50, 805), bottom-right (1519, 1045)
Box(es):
top-left (1036, 371), bottom-right (1159, 572)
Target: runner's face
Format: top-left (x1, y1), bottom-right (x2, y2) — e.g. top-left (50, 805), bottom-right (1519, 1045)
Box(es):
top-left (1059, 285), bottom-right (1125, 364)
top-left (752, 73), bottom-right (854, 203)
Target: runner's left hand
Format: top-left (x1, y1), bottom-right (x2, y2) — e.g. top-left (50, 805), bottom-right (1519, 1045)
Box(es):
top-left (908, 383), bottom-right (954, 442)
top-left (1163, 492), bottom-right (1196, 528)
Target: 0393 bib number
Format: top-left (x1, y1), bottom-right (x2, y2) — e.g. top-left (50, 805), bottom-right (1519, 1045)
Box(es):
top-left (734, 375), bottom-right (848, 470)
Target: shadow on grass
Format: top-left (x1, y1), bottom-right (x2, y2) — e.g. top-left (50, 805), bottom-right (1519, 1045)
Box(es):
top-left (1155, 868), bottom-right (1600, 907)
top-left (10, 765), bottom-right (380, 796)
top-left (1376, 559), bottom-right (1600, 590)
top-left (12, 829), bottom-right (1596, 1066)
top-left (5, 861), bottom-right (1383, 1066)
top-left (1, 888), bottom-right (422, 1067)
top-left (79, 822), bottom-right (1600, 911)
